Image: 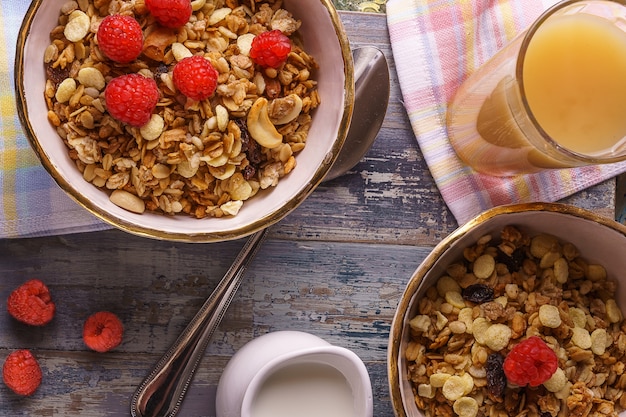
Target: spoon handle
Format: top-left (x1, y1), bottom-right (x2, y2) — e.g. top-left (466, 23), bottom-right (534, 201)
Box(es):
top-left (130, 228), bottom-right (270, 417)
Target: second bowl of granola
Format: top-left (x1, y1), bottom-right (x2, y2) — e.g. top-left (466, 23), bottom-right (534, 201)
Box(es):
top-left (389, 202), bottom-right (626, 417)
top-left (15, 0), bottom-right (353, 242)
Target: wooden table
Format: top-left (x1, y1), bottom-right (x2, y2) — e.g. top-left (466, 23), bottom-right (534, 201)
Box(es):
top-left (0, 11), bottom-right (617, 417)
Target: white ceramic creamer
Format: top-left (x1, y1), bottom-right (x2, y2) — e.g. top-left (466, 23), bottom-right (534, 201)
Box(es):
top-left (215, 331), bottom-right (373, 417)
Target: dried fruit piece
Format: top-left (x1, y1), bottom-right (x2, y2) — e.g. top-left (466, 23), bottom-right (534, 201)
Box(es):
top-left (461, 283), bottom-right (494, 304)
top-left (97, 15), bottom-right (144, 63)
top-left (485, 353), bottom-right (506, 399)
top-left (172, 56), bottom-right (218, 101)
top-left (503, 336), bottom-right (558, 387)
top-left (104, 74), bottom-right (159, 127)
top-left (3, 350), bottom-right (42, 396)
top-left (496, 246), bottom-right (525, 272)
top-left (83, 311), bottom-right (124, 353)
top-left (250, 30), bottom-right (291, 68)
top-left (145, 0), bottom-right (192, 28)
top-left (7, 279), bottom-right (55, 326)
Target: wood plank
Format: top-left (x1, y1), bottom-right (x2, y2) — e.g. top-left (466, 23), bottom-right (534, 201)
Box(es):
top-left (0, 230), bottom-right (428, 416)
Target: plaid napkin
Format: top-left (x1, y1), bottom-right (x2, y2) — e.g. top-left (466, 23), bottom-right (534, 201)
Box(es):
top-left (2, 1), bottom-right (109, 237)
top-left (387, 0), bottom-right (626, 225)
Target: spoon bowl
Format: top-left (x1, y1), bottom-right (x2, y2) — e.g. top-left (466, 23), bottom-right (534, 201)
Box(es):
top-left (130, 45), bottom-right (390, 417)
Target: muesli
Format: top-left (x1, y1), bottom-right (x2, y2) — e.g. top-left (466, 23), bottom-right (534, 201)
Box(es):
top-left (44, 0), bottom-right (320, 218)
top-left (406, 225), bottom-right (626, 417)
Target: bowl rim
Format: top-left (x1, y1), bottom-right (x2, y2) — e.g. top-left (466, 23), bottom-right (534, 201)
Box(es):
top-left (14, 0), bottom-right (355, 243)
top-left (387, 202), bottom-right (626, 417)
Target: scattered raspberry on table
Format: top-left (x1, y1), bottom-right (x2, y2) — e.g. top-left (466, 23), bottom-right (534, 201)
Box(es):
top-left (104, 74), bottom-right (160, 127)
top-left (172, 55), bottom-right (219, 101)
top-left (96, 14), bottom-right (144, 63)
top-left (250, 29), bottom-right (292, 68)
top-left (145, 0), bottom-right (192, 28)
top-left (2, 350), bottom-right (42, 396)
top-left (503, 336), bottom-right (558, 387)
top-left (7, 279), bottom-right (55, 326)
top-left (83, 311), bottom-right (124, 353)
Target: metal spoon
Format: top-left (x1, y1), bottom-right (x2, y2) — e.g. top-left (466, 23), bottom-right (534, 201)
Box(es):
top-left (130, 45), bottom-right (390, 417)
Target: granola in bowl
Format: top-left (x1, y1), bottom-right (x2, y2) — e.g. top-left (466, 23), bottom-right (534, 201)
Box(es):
top-left (44, 0), bottom-right (320, 219)
top-left (388, 203), bottom-right (626, 417)
top-left (16, 0), bottom-right (353, 242)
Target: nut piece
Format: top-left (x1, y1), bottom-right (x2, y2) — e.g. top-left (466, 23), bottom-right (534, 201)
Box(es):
top-left (543, 367), bottom-right (567, 392)
top-left (64, 10), bottom-right (90, 42)
top-left (445, 291), bottom-right (466, 309)
top-left (109, 190), bottom-right (146, 214)
top-left (171, 42), bottom-right (193, 61)
top-left (269, 93), bottom-right (303, 125)
top-left (55, 78), bottom-right (77, 103)
top-left (409, 315), bottom-right (431, 333)
top-left (77, 67), bottom-right (105, 90)
top-left (418, 383), bottom-right (435, 399)
top-left (208, 7), bottom-right (232, 26)
top-left (140, 114), bottom-right (165, 141)
top-left (247, 97), bottom-right (283, 149)
top-left (237, 33), bottom-right (255, 56)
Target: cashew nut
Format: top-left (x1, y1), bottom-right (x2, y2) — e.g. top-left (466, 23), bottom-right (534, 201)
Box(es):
top-left (269, 93), bottom-right (303, 125)
top-left (247, 97), bottom-right (283, 149)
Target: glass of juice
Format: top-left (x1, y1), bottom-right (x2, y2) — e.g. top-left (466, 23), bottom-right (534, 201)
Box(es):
top-left (446, 0), bottom-right (626, 176)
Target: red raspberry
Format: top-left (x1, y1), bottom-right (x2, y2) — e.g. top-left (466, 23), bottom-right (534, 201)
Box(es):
top-left (172, 55), bottom-right (218, 101)
top-left (249, 30), bottom-right (291, 69)
top-left (7, 279), bottom-right (55, 326)
top-left (3, 350), bottom-right (42, 396)
top-left (105, 74), bottom-right (159, 127)
top-left (83, 311), bottom-right (124, 353)
top-left (503, 336), bottom-right (558, 387)
top-left (145, 0), bottom-right (192, 28)
top-left (97, 15), bottom-right (144, 64)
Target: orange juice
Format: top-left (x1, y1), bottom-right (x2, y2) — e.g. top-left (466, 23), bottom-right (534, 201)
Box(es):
top-left (523, 13), bottom-right (626, 156)
top-left (446, 1), bottom-right (626, 176)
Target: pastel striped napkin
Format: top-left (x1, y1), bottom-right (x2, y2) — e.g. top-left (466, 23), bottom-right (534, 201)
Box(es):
top-left (386, 0), bottom-right (626, 225)
top-left (2, 1), bottom-right (109, 237)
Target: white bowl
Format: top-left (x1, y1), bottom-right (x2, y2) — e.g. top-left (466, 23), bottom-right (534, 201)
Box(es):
top-left (15, 0), bottom-right (354, 242)
top-left (388, 202), bottom-right (626, 417)
top-left (217, 330), bottom-right (373, 417)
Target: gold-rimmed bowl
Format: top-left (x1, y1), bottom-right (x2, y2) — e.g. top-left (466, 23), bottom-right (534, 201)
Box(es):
top-left (388, 202), bottom-right (626, 417)
top-left (15, 0), bottom-right (353, 242)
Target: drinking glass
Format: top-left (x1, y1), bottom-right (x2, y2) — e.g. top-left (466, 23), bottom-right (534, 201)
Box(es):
top-left (446, 0), bottom-right (626, 176)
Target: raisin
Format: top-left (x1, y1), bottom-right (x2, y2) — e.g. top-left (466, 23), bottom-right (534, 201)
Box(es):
top-left (486, 353), bottom-right (506, 399)
top-left (154, 63), bottom-right (169, 79)
top-left (236, 119), bottom-right (262, 178)
top-left (242, 164), bottom-right (256, 180)
top-left (497, 247), bottom-right (525, 272)
top-left (461, 283), bottom-right (494, 303)
top-left (46, 64), bottom-right (70, 88)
